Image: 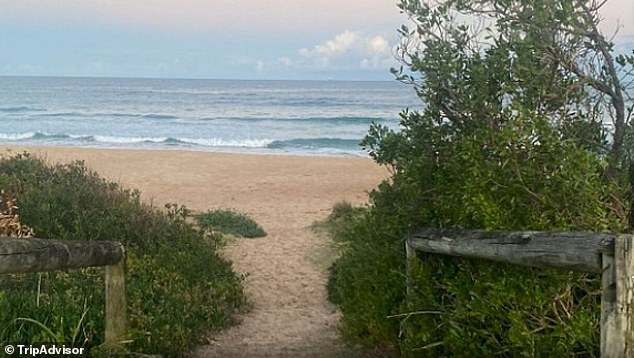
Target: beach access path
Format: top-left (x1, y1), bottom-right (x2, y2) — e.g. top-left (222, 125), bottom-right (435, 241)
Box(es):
top-left (5, 146), bottom-right (388, 357)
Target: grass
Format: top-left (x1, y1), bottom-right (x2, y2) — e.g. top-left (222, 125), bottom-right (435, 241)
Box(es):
top-left (312, 201), bottom-right (367, 272)
top-left (311, 201), bottom-right (366, 241)
top-left (196, 209), bottom-right (267, 238)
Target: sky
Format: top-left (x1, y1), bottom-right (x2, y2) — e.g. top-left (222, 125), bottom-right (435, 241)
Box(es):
top-left (0, 0), bottom-right (632, 81)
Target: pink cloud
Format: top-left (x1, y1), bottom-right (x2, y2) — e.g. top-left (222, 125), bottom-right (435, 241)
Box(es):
top-left (0, 0), bottom-right (404, 34)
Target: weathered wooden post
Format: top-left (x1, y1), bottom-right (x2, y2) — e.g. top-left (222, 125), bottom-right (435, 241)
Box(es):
top-left (405, 240), bottom-right (414, 298)
top-left (405, 230), bottom-right (634, 358)
top-left (105, 245), bottom-right (126, 346)
top-left (601, 235), bottom-right (634, 357)
top-left (0, 237), bottom-right (127, 348)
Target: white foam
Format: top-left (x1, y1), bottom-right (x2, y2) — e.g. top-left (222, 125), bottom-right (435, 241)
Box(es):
top-left (0, 132), bottom-right (37, 140)
top-left (92, 135), bottom-right (170, 144)
top-left (179, 137), bottom-right (272, 148)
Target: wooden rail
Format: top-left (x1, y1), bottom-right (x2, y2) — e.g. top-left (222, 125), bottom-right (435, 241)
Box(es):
top-left (0, 237), bottom-right (127, 346)
top-left (406, 229), bottom-right (634, 358)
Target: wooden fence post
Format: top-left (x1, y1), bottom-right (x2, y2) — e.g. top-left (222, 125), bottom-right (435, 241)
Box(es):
top-left (105, 252), bottom-right (126, 346)
top-left (601, 235), bottom-right (634, 357)
top-left (405, 240), bottom-right (414, 298)
top-left (406, 230), bottom-right (634, 357)
top-left (0, 238), bottom-right (127, 349)
top-left (601, 246), bottom-right (618, 357)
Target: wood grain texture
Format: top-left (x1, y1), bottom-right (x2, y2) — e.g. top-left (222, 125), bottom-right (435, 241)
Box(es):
top-left (105, 257), bottom-right (127, 345)
top-left (407, 229), bottom-right (634, 357)
top-left (0, 237), bottom-right (124, 274)
top-left (408, 229), bottom-right (615, 273)
top-left (602, 235), bottom-right (634, 358)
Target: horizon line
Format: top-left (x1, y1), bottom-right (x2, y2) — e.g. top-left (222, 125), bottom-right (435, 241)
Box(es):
top-left (0, 74), bottom-right (398, 83)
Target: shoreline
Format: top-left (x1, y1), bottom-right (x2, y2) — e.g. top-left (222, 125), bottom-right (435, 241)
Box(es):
top-left (0, 142), bottom-right (370, 159)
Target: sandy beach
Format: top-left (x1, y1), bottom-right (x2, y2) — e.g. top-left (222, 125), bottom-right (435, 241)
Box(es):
top-left (2, 145), bottom-right (389, 356)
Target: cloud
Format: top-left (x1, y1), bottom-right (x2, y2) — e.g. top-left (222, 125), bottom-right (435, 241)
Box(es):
top-left (369, 35), bottom-right (390, 56)
top-left (0, 0), bottom-right (406, 36)
top-left (277, 57), bottom-right (293, 66)
top-left (297, 30), bottom-right (395, 69)
top-left (300, 31), bottom-right (359, 57)
top-left (250, 30), bottom-right (398, 79)
top-left (1, 63), bottom-right (41, 75)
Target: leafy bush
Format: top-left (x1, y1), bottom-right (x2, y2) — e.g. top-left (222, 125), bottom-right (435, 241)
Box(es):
top-left (329, 114), bottom-right (625, 357)
top-left (0, 153), bottom-right (245, 356)
top-left (313, 201), bottom-right (365, 240)
top-left (196, 209), bottom-right (266, 238)
top-left (328, 201), bottom-right (364, 222)
top-left (312, 202), bottom-right (367, 306)
top-left (327, 0), bottom-right (632, 356)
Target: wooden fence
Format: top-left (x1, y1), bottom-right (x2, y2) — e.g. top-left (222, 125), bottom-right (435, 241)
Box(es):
top-left (405, 229), bottom-right (634, 358)
top-left (0, 237), bottom-right (126, 345)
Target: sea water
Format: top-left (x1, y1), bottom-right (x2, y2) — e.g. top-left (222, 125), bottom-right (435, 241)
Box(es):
top-left (0, 76), bottom-right (420, 156)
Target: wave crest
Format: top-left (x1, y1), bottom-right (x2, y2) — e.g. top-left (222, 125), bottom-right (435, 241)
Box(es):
top-left (0, 131), bottom-right (362, 153)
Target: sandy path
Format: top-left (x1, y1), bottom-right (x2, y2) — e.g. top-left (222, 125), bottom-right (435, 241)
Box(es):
top-left (5, 147), bottom-right (388, 357)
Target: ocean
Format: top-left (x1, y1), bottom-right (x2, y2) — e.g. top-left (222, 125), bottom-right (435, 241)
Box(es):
top-left (0, 76), bottom-right (420, 156)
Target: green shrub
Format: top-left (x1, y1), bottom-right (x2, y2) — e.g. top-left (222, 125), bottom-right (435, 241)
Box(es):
top-left (0, 153), bottom-right (245, 356)
top-left (329, 115), bottom-right (624, 356)
top-left (313, 201), bottom-right (365, 241)
top-left (313, 202), bottom-right (367, 306)
top-left (328, 201), bottom-right (364, 222)
top-left (326, 0), bottom-right (632, 355)
top-left (196, 209), bottom-right (266, 238)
